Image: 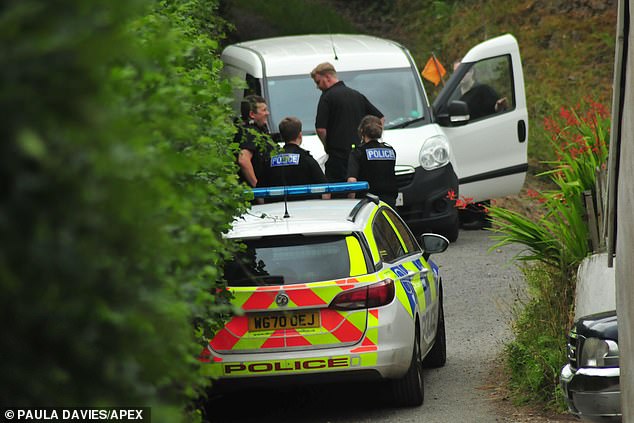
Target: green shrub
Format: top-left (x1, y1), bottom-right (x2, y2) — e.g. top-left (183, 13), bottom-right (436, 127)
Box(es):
top-left (489, 99), bottom-right (610, 275)
top-left (505, 264), bottom-right (571, 410)
top-left (1, 0), bottom-right (244, 419)
top-left (489, 99), bottom-right (610, 409)
top-left (228, 0), bottom-right (354, 35)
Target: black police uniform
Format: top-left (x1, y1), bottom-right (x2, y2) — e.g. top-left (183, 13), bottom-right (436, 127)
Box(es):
top-left (234, 121), bottom-right (273, 187)
top-left (347, 139), bottom-right (397, 207)
top-left (262, 143), bottom-right (327, 188)
top-left (315, 81), bottom-right (383, 182)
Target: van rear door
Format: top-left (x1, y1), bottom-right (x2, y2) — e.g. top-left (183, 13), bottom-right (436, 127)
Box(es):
top-left (433, 34), bottom-right (528, 202)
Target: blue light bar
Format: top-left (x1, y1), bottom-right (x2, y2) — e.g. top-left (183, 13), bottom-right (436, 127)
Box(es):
top-left (250, 182), bottom-right (369, 198)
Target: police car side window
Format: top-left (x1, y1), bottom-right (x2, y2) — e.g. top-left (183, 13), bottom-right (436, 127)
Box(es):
top-left (383, 210), bottom-right (419, 255)
top-left (372, 211), bottom-right (406, 263)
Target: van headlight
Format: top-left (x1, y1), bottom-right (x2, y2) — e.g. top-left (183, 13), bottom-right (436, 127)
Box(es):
top-left (580, 338), bottom-right (619, 368)
top-left (419, 135), bottom-right (450, 170)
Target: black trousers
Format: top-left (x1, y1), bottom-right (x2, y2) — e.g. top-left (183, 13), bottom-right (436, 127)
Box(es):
top-left (325, 155), bottom-right (348, 182)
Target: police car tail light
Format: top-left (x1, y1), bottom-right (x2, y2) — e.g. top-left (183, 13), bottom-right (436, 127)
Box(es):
top-left (329, 279), bottom-right (395, 310)
top-left (419, 135), bottom-right (451, 171)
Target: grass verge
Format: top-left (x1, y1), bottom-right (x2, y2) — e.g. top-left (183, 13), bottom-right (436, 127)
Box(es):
top-left (505, 263), bottom-right (574, 410)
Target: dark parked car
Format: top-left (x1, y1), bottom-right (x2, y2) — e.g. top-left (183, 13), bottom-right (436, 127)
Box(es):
top-left (560, 310), bottom-right (621, 422)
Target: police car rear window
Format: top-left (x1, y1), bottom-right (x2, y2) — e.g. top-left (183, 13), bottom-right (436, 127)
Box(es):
top-left (224, 235), bottom-right (357, 287)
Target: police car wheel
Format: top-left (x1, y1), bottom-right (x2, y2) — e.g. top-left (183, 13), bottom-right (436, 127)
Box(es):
top-left (423, 285), bottom-right (447, 368)
top-left (390, 330), bottom-right (424, 407)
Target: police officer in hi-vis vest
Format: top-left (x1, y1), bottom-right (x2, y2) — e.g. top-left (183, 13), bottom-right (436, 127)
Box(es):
top-left (346, 115), bottom-right (397, 207)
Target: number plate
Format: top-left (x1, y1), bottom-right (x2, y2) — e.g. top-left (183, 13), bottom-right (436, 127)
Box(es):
top-left (248, 311), bottom-right (320, 332)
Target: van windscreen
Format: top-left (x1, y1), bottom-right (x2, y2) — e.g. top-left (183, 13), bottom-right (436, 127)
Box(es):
top-left (266, 68), bottom-right (426, 134)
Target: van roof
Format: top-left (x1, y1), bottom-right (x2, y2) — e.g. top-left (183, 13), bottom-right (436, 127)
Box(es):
top-left (222, 34), bottom-right (412, 78)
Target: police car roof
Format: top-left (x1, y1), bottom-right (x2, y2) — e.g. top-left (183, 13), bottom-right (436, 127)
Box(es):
top-left (222, 34), bottom-right (410, 78)
top-left (226, 198), bottom-right (376, 239)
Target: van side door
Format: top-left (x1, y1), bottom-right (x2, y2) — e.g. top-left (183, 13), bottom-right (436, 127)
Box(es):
top-left (433, 34), bottom-right (528, 203)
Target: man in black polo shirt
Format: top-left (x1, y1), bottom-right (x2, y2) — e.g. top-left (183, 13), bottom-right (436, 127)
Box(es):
top-left (311, 62), bottom-right (384, 182)
top-left (262, 116), bottom-right (329, 199)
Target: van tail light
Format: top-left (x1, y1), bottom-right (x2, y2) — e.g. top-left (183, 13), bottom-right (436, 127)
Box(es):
top-left (329, 279), bottom-right (395, 310)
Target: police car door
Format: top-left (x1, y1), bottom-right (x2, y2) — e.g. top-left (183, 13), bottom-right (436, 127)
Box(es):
top-left (372, 208), bottom-right (436, 349)
top-left (433, 34), bottom-right (528, 203)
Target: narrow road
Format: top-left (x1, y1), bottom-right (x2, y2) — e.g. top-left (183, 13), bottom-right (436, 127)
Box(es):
top-left (206, 230), bottom-right (532, 422)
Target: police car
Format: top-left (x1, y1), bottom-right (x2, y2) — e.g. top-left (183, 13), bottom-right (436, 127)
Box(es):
top-left (201, 183), bottom-right (449, 406)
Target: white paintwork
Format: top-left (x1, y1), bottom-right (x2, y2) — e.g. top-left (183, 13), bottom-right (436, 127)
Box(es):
top-left (226, 198), bottom-right (372, 239)
top-left (224, 34), bottom-right (411, 77)
top-left (575, 253), bottom-right (616, 319)
top-left (443, 34), bottom-right (529, 201)
top-left (299, 124), bottom-right (445, 173)
top-left (222, 47), bottom-right (266, 78)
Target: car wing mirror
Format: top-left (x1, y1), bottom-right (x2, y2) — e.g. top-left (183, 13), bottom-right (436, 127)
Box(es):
top-left (435, 100), bottom-right (470, 127)
top-left (420, 233), bottom-right (449, 260)
top-left (447, 100), bottom-right (470, 126)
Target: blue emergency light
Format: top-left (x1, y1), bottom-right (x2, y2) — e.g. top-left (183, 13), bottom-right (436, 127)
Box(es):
top-left (250, 182), bottom-right (369, 198)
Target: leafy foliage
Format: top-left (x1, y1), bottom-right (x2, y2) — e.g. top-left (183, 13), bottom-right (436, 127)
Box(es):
top-left (1, 0), bottom-right (245, 419)
top-left (488, 99), bottom-right (610, 275)
top-left (225, 0), bottom-right (354, 36)
top-left (488, 100), bottom-right (610, 408)
top-left (505, 264), bottom-right (572, 410)
top-left (541, 99), bottom-right (610, 190)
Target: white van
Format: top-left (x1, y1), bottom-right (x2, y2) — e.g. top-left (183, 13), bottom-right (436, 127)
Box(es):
top-left (221, 34), bottom-right (528, 241)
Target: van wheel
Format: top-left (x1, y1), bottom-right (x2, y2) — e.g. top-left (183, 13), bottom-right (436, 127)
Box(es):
top-left (390, 331), bottom-right (424, 407)
top-left (423, 286), bottom-right (446, 368)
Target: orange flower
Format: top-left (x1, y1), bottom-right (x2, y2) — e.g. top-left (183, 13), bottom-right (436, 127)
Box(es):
top-left (526, 189), bottom-right (540, 198)
top-left (560, 106), bottom-right (578, 126)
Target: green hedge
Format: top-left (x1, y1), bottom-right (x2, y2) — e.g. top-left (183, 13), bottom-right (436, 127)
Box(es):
top-left (1, 0), bottom-right (245, 419)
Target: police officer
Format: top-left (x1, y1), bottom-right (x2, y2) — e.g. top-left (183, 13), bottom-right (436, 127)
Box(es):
top-left (263, 116), bottom-right (330, 199)
top-left (347, 115), bottom-right (397, 207)
top-left (235, 95), bottom-right (274, 187)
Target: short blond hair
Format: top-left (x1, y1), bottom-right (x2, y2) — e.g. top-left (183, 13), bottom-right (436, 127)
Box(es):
top-left (310, 62), bottom-right (337, 79)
